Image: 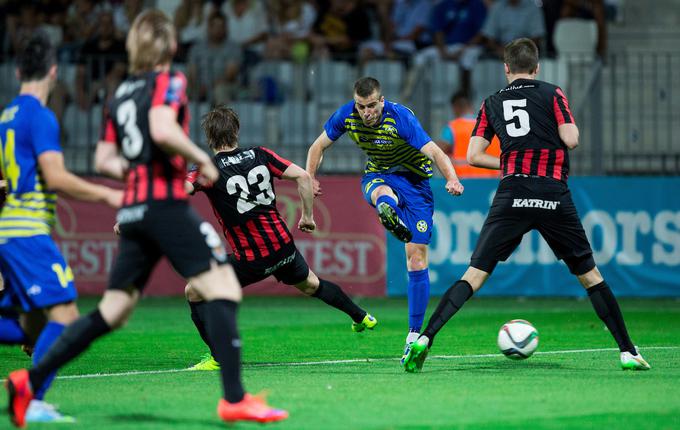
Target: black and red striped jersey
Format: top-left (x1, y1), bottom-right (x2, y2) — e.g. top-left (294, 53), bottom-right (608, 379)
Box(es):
top-left (187, 146), bottom-right (294, 263)
top-left (472, 78), bottom-right (575, 182)
top-left (102, 70), bottom-right (190, 207)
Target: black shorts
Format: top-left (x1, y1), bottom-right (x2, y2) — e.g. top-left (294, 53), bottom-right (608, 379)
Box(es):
top-left (229, 247), bottom-right (309, 287)
top-left (108, 201), bottom-right (227, 292)
top-left (470, 176), bottom-right (595, 275)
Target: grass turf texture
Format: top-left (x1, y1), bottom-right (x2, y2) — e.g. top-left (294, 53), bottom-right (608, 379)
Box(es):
top-left (1, 296), bottom-right (679, 430)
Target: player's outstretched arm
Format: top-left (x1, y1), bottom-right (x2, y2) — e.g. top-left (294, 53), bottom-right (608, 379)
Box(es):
top-left (558, 123), bottom-right (579, 150)
top-left (305, 131), bottom-right (335, 197)
top-left (149, 105), bottom-right (218, 182)
top-left (283, 163), bottom-right (316, 233)
top-left (38, 151), bottom-right (123, 208)
top-left (467, 136), bottom-right (501, 169)
top-left (421, 141), bottom-right (464, 196)
top-left (94, 141), bottom-right (129, 180)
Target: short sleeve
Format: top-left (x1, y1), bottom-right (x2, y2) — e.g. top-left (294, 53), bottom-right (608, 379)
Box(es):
top-left (151, 71), bottom-right (188, 113)
top-left (323, 104), bottom-right (351, 141)
top-left (395, 105), bottom-right (431, 150)
top-left (471, 100), bottom-right (496, 141)
top-left (32, 109), bottom-right (62, 155)
top-left (259, 147), bottom-right (292, 178)
top-left (553, 87), bottom-right (575, 125)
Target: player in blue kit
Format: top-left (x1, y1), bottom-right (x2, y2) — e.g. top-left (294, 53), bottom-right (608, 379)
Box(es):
top-left (306, 77), bottom-right (464, 363)
top-left (0, 32), bottom-right (122, 426)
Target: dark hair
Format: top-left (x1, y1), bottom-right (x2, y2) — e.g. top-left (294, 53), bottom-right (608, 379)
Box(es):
top-left (450, 91), bottom-right (471, 107)
top-left (504, 38), bottom-right (539, 74)
top-left (208, 10), bottom-right (227, 24)
top-left (17, 31), bottom-right (56, 82)
top-left (201, 105), bottom-right (240, 151)
top-left (353, 77), bottom-right (381, 98)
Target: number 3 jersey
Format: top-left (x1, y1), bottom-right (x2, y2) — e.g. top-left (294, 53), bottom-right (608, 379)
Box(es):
top-left (102, 70), bottom-right (190, 207)
top-left (472, 78), bottom-right (575, 182)
top-left (187, 147), bottom-right (295, 264)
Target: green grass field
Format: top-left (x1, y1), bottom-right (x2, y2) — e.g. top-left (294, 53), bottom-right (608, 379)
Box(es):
top-left (2, 296), bottom-right (679, 429)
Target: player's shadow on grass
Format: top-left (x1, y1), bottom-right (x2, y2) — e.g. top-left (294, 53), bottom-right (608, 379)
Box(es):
top-left (107, 413), bottom-right (225, 428)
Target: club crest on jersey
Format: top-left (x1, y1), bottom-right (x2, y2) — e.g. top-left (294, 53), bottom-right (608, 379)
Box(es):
top-left (383, 125), bottom-right (398, 136)
top-left (416, 220), bottom-right (428, 233)
top-left (512, 199), bottom-right (560, 210)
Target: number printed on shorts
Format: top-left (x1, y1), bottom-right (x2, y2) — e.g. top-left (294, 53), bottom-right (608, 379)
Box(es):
top-left (226, 165), bottom-right (275, 213)
top-left (51, 263), bottom-right (74, 288)
top-left (503, 99), bottom-right (530, 137)
top-left (117, 99), bottom-right (143, 159)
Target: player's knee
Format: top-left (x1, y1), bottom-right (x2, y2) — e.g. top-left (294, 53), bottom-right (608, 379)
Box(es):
top-left (295, 270), bottom-right (319, 295)
top-left (370, 185), bottom-right (397, 205)
top-left (46, 302), bottom-right (80, 325)
top-left (564, 254), bottom-right (596, 277)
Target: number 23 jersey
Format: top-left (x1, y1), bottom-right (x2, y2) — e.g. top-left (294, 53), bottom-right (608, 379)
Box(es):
top-left (187, 147), bottom-right (295, 263)
top-left (103, 70), bottom-right (190, 207)
top-left (472, 78), bottom-right (575, 182)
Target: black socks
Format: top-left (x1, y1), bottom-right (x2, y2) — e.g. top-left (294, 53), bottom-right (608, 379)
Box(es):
top-left (312, 279), bottom-right (366, 323)
top-left (587, 281), bottom-right (636, 354)
top-left (201, 299), bottom-right (245, 403)
top-left (421, 280), bottom-right (473, 347)
top-left (189, 301), bottom-right (216, 357)
top-left (29, 309), bottom-right (111, 392)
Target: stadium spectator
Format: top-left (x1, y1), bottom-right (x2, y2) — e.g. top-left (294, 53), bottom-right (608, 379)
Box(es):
top-left (187, 10), bottom-right (242, 103)
top-left (74, 10), bottom-right (127, 110)
top-left (403, 38), bottom-right (651, 374)
top-left (358, 0), bottom-right (433, 65)
top-left (174, 0), bottom-right (210, 58)
top-left (264, 0), bottom-right (316, 62)
top-left (5, 3), bottom-right (42, 55)
top-left (402, 0), bottom-right (487, 99)
top-left (6, 10), bottom-right (288, 426)
top-left (476, 0), bottom-right (546, 59)
top-left (62, 0), bottom-right (102, 56)
top-left (222, 0), bottom-right (269, 61)
top-left (436, 91), bottom-right (501, 178)
top-left (561, 0), bottom-right (607, 58)
top-left (309, 0), bottom-right (372, 61)
top-left (112, 0), bottom-right (145, 36)
top-left (306, 76), bottom-right (464, 365)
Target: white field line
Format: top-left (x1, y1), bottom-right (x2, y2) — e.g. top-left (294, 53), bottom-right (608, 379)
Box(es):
top-left (1, 345), bottom-right (677, 383)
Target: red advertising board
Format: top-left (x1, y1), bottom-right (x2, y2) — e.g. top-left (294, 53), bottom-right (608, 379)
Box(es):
top-left (54, 176), bottom-right (386, 297)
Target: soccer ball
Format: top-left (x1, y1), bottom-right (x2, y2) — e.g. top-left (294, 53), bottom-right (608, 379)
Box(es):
top-left (497, 319), bottom-right (539, 360)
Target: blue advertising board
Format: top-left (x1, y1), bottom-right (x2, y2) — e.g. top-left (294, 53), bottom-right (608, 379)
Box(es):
top-left (386, 177), bottom-right (680, 297)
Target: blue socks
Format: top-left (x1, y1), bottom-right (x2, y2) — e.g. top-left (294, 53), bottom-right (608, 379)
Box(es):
top-left (407, 269), bottom-right (430, 332)
top-left (32, 321), bottom-right (66, 400)
top-left (376, 195), bottom-right (399, 213)
top-left (0, 317), bottom-right (27, 344)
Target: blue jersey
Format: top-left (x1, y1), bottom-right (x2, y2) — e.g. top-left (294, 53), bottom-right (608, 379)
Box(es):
top-left (0, 95), bottom-right (61, 238)
top-left (324, 100), bottom-right (433, 178)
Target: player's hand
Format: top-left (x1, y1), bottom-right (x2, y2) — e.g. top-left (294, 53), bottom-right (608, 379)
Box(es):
top-left (446, 179), bottom-right (464, 196)
top-left (113, 222), bottom-right (121, 236)
top-left (298, 216), bottom-right (316, 233)
top-left (197, 160), bottom-right (219, 185)
top-left (105, 189), bottom-right (124, 208)
top-left (312, 178), bottom-right (322, 197)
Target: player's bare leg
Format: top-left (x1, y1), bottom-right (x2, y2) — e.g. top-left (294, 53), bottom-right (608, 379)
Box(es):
top-left (371, 185), bottom-right (412, 243)
top-left (403, 267), bottom-right (489, 372)
top-left (189, 263), bottom-right (287, 423)
top-left (578, 266), bottom-right (650, 370)
top-left (294, 270), bottom-right (376, 332)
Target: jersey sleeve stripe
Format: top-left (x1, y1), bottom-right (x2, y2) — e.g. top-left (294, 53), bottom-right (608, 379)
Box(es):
top-left (103, 117), bottom-right (117, 143)
top-left (473, 103), bottom-right (489, 137)
top-left (267, 162), bottom-right (284, 178)
top-left (553, 95), bottom-right (567, 125)
top-left (555, 88), bottom-right (574, 123)
top-left (151, 72), bottom-right (170, 107)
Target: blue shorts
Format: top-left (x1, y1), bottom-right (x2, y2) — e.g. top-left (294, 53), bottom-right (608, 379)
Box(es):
top-left (361, 172), bottom-right (434, 245)
top-left (0, 235), bottom-right (77, 312)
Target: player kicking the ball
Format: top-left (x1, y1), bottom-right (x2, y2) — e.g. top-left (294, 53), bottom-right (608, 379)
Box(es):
top-left (184, 105), bottom-right (377, 371)
top-left (307, 77), bottom-right (464, 364)
top-left (403, 38), bottom-right (650, 373)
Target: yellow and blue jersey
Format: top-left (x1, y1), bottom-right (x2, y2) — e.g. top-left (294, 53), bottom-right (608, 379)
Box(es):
top-left (324, 100), bottom-right (433, 178)
top-left (0, 95), bottom-right (61, 238)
